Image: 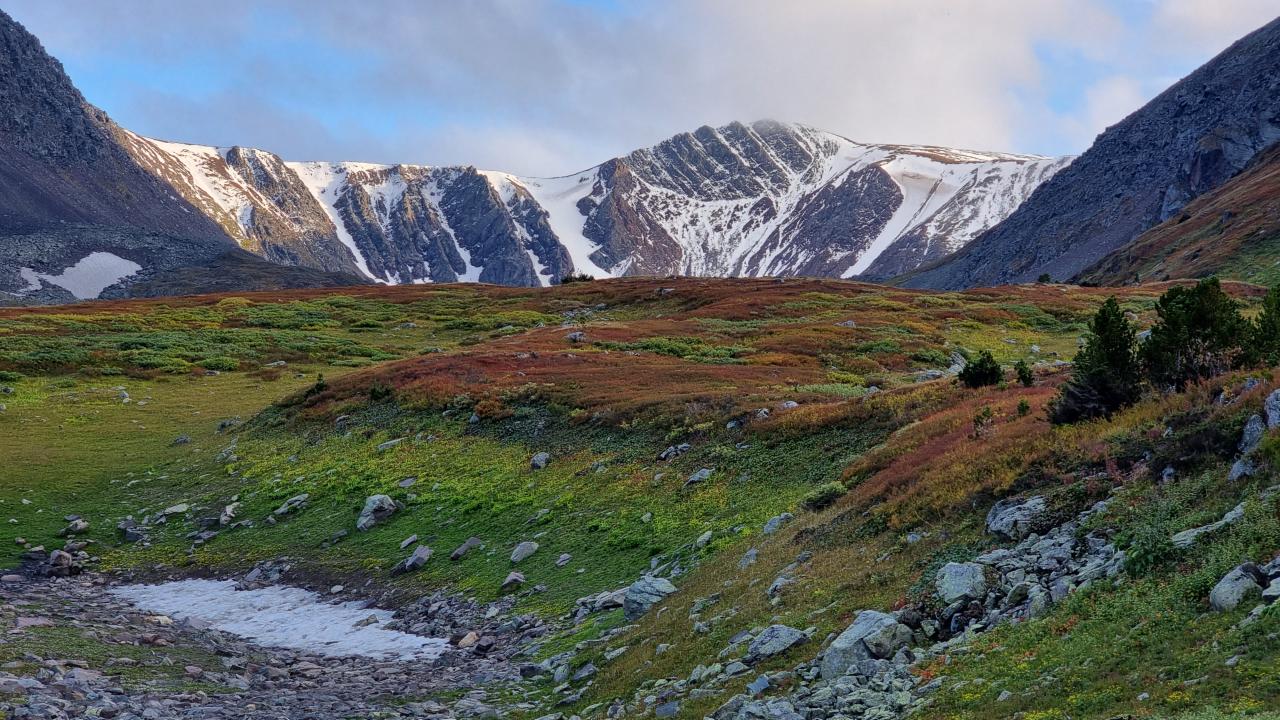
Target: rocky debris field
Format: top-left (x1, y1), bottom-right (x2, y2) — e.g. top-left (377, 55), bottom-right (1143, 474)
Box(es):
top-left (0, 572), bottom-right (529, 720)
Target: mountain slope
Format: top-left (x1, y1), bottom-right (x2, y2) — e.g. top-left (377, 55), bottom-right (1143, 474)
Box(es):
top-left (0, 10), bottom-right (366, 304)
top-left (1080, 142), bottom-right (1280, 286)
top-left (901, 16), bottom-right (1280, 290)
top-left (126, 122), bottom-right (1066, 288)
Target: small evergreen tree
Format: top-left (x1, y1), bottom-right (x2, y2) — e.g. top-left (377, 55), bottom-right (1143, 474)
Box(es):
top-left (1141, 277), bottom-right (1249, 391)
top-left (1014, 358), bottom-right (1034, 387)
top-left (1037, 273), bottom-right (1053, 284)
top-left (958, 350), bottom-right (1002, 388)
top-left (1049, 297), bottom-right (1141, 424)
top-left (1254, 283), bottom-right (1280, 367)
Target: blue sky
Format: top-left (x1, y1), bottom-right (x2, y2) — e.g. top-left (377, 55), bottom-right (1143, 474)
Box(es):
top-left (7, 0), bottom-right (1278, 175)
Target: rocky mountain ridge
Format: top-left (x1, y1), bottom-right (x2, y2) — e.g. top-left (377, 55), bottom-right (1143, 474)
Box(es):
top-left (903, 15), bottom-right (1280, 289)
top-left (120, 123), bottom-right (1067, 289)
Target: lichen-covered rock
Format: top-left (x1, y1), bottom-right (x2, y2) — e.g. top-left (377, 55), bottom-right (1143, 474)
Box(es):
top-left (510, 541), bottom-right (539, 563)
top-left (1266, 389), bottom-right (1280, 429)
top-left (623, 576), bottom-right (677, 620)
top-left (820, 610), bottom-right (912, 679)
top-left (356, 495), bottom-right (398, 531)
top-left (935, 562), bottom-right (986, 604)
top-left (745, 625), bottom-right (806, 662)
top-left (985, 496), bottom-right (1047, 541)
top-left (1210, 563), bottom-right (1264, 611)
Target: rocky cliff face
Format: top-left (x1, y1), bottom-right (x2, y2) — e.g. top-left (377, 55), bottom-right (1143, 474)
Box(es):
top-left (902, 16), bottom-right (1280, 290)
top-left (123, 122), bottom-right (1063, 289)
top-left (511, 123), bottom-right (1068, 284)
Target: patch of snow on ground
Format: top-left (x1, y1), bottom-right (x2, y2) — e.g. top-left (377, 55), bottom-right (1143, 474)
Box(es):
top-left (20, 252), bottom-right (142, 299)
top-left (111, 580), bottom-right (448, 660)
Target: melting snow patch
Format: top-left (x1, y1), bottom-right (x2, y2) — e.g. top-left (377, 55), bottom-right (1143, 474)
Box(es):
top-left (19, 252), bottom-right (142, 299)
top-left (111, 579), bottom-right (448, 660)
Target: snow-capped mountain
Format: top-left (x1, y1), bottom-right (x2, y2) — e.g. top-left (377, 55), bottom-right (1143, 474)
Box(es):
top-left (123, 121), bottom-right (1069, 288)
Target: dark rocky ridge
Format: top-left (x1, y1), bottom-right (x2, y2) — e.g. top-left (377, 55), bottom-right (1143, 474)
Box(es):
top-left (0, 10), bottom-right (227, 242)
top-left (902, 16), bottom-right (1280, 289)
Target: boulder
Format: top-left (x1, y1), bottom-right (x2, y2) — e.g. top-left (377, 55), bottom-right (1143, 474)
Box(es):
top-left (272, 494), bottom-right (308, 516)
top-left (356, 494), bottom-right (398, 531)
top-left (820, 610), bottom-right (912, 679)
top-left (623, 576), bottom-right (677, 620)
top-left (762, 513), bottom-right (794, 536)
top-left (1267, 389), bottom-right (1280, 429)
top-left (1210, 563), bottom-right (1265, 611)
top-left (511, 541), bottom-right (539, 563)
top-left (1172, 502), bottom-right (1246, 548)
top-left (392, 545), bottom-right (433, 575)
top-left (58, 519), bottom-right (89, 537)
top-left (531, 452), bottom-right (551, 470)
top-left (451, 536), bottom-right (483, 560)
top-left (936, 562), bottom-right (986, 603)
top-left (565, 331), bottom-right (587, 343)
top-left (746, 625), bottom-right (806, 661)
top-left (502, 571), bottom-right (525, 591)
top-left (684, 468), bottom-right (713, 488)
top-left (1240, 413), bottom-right (1266, 455)
top-left (985, 496), bottom-right (1047, 541)
top-left (376, 437), bottom-right (407, 452)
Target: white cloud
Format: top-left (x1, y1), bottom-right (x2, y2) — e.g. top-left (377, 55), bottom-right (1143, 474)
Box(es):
top-left (1150, 0), bottom-right (1279, 55)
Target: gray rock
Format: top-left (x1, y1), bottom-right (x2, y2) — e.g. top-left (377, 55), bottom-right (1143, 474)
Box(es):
top-left (746, 625), bottom-right (806, 661)
top-left (762, 512), bottom-right (793, 535)
top-left (1240, 413), bottom-right (1266, 454)
top-left (654, 701), bottom-right (680, 718)
top-left (565, 331), bottom-right (587, 343)
top-left (820, 610), bottom-right (912, 679)
top-left (356, 494), bottom-right (398, 531)
top-left (685, 468), bottom-right (713, 488)
top-left (738, 548), bottom-right (758, 570)
top-left (502, 571), bottom-right (525, 591)
top-left (531, 452), bottom-right (551, 470)
top-left (1173, 501), bottom-right (1247, 548)
top-left (985, 496), bottom-right (1047, 541)
top-left (376, 437), bottom-right (407, 452)
top-left (511, 541), bottom-right (539, 563)
top-left (1267, 389), bottom-right (1280, 429)
top-left (936, 562), bottom-right (986, 603)
top-left (272, 494), bottom-right (308, 516)
top-left (451, 536), bottom-right (483, 560)
top-left (1262, 578), bottom-right (1280, 603)
top-left (1210, 563), bottom-right (1264, 611)
top-left (392, 545), bottom-right (432, 575)
top-left (746, 675), bottom-right (771, 695)
top-left (623, 576), bottom-right (677, 620)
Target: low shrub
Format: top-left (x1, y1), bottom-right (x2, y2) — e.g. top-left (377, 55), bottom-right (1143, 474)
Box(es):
top-left (802, 481), bottom-right (847, 511)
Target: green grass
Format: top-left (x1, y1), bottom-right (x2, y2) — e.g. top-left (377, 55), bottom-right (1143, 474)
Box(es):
top-left (1, 280), bottom-right (1276, 720)
top-left (0, 369), bottom-right (337, 563)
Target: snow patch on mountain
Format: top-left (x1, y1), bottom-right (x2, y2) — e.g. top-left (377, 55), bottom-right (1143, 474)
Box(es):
top-left (19, 251), bottom-right (142, 299)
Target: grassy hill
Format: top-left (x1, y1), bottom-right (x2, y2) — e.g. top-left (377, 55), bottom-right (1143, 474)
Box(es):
top-left (1, 277), bottom-right (1278, 719)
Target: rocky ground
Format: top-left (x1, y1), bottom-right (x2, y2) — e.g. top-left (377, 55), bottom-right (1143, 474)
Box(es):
top-left (0, 572), bottom-right (527, 720)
